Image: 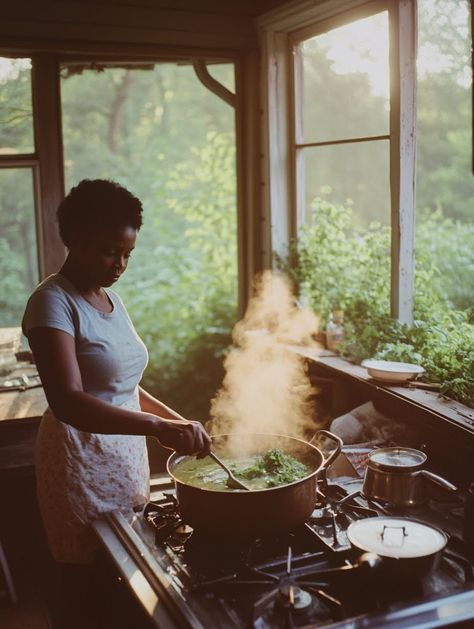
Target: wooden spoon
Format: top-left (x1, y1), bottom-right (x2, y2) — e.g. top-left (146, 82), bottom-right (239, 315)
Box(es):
top-left (208, 451), bottom-right (250, 490)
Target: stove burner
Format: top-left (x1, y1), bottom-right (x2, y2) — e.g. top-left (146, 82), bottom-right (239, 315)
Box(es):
top-left (250, 546), bottom-right (343, 628)
top-left (140, 478), bottom-right (474, 629)
top-left (277, 585), bottom-right (312, 611)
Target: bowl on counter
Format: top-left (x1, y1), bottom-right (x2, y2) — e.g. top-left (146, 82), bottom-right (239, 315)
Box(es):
top-left (361, 359), bottom-right (425, 384)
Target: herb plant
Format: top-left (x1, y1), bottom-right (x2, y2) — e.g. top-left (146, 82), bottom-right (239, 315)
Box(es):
top-left (287, 198), bottom-right (474, 407)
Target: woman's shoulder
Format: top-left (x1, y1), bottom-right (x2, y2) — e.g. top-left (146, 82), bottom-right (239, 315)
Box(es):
top-left (27, 274), bottom-right (81, 310)
top-left (31, 272), bottom-right (67, 291)
top-left (22, 274), bottom-right (79, 337)
top-left (27, 274), bottom-right (68, 301)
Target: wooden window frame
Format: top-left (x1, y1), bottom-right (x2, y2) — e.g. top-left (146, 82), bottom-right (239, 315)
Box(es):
top-left (31, 55), bottom-right (66, 277)
top-left (0, 45), bottom-right (261, 313)
top-left (257, 0), bottom-right (417, 324)
top-left (0, 54), bottom-right (65, 281)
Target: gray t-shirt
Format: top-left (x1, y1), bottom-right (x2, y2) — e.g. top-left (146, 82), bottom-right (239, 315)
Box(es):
top-left (22, 273), bottom-right (148, 406)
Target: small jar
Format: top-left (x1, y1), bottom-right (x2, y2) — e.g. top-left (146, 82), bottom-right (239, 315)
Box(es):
top-left (326, 310), bottom-right (344, 352)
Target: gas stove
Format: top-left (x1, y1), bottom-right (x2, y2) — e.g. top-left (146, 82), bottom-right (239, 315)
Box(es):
top-left (111, 470), bottom-right (474, 629)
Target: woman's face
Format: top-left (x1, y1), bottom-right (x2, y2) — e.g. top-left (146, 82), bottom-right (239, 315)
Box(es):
top-left (76, 225), bottom-right (137, 288)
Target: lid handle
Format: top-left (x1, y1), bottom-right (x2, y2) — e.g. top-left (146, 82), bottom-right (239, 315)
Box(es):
top-left (380, 525), bottom-right (407, 547)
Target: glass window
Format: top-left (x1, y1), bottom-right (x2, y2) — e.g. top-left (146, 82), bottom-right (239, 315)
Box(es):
top-left (0, 58), bottom-right (34, 153)
top-left (295, 11), bottom-right (391, 328)
top-left (301, 139), bottom-right (390, 227)
top-left (416, 0), bottom-right (474, 312)
top-left (301, 12), bottom-right (389, 144)
top-left (60, 62), bottom-right (238, 423)
top-left (0, 168), bottom-right (38, 326)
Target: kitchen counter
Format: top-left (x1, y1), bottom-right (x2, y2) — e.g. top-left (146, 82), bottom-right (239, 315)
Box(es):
top-left (281, 343), bottom-right (474, 488)
top-left (0, 361), bottom-right (46, 474)
top-left (283, 343), bottom-right (474, 433)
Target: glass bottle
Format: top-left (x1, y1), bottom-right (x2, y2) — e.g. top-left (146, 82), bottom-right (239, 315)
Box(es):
top-left (326, 310), bottom-right (344, 352)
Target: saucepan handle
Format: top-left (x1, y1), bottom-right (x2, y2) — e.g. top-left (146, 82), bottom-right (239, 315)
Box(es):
top-left (310, 430), bottom-right (343, 470)
top-left (418, 470), bottom-right (457, 493)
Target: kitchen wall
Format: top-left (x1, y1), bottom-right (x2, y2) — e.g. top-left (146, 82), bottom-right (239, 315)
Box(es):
top-left (0, 0), bottom-right (291, 52)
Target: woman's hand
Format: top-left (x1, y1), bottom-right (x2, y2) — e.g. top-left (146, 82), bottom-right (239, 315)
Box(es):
top-left (154, 417), bottom-right (212, 456)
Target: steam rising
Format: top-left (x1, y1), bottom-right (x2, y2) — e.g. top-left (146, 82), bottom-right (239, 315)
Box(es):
top-left (210, 272), bottom-right (320, 450)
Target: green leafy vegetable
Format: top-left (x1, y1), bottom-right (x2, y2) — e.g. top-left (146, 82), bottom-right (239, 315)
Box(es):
top-left (236, 448), bottom-right (309, 487)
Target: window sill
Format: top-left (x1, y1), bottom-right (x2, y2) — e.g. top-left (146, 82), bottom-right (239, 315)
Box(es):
top-left (283, 343), bottom-right (474, 441)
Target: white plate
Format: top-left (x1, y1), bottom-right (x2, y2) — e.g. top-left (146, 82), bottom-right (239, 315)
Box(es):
top-left (361, 359), bottom-right (425, 383)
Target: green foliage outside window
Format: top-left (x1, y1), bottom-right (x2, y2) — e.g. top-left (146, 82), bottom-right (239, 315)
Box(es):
top-left (288, 197), bottom-right (474, 407)
top-left (58, 64), bottom-right (239, 423)
top-left (118, 132), bottom-right (238, 421)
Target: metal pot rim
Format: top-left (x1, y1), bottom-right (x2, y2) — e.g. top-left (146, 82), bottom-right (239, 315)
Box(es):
top-left (166, 432), bottom-right (324, 494)
top-left (367, 447), bottom-right (427, 473)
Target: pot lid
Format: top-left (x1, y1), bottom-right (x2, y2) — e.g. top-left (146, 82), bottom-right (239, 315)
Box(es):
top-left (368, 447), bottom-right (426, 471)
top-left (347, 517), bottom-right (447, 559)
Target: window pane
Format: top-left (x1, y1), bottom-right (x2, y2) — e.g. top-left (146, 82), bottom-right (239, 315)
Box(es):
top-left (416, 0), bottom-right (474, 312)
top-left (300, 11), bottom-right (389, 144)
top-left (61, 62), bottom-right (237, 425)
top-left (296, 140), bottom-right (391, 338)
top-left (296, 14), bottom-right (391, 331)
top-left (0, 168), bottom-right (38, 326)
top-left (302, 140), bottom-right (390, 227)
top-left (0, 58), bottom-right (34, 153)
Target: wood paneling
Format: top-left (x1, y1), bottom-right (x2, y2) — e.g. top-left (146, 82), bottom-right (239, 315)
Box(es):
top-left (0, 19), bottom-right (255, 50)
top-left (257, 0), bottom-right (374, 31)
top-left (65, 0), bottom-right (292, 17)
top-left (0, 0), bottom-right (290, 51)
top-left (2, 2), bottom-right (252, 36)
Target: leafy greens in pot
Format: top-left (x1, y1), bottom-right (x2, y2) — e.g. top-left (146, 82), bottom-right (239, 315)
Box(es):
top-left (174, 447), bottom-right (310, 491)
top-left (233, 448), bottom-right (309, 487)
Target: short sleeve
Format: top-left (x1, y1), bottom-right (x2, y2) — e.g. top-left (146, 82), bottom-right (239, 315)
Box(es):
top-left (22, 285), bottom-right (76, 338)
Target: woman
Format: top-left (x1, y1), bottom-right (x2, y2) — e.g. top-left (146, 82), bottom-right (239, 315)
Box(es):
top-left (22, 179), bottom-right (211, 625)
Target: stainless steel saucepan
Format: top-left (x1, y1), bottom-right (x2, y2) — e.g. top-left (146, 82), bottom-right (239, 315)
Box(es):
top-left (362, 447), bottom-right (457, 507)
top-left (347, 516), bottom-right (448, 580)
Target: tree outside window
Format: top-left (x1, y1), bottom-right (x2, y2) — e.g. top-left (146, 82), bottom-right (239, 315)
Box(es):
top-left (289, 0), bottom-right (473, 406)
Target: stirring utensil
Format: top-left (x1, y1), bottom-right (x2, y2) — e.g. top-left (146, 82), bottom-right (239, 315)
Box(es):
top-left (208, 451), bottom-right (250, 490)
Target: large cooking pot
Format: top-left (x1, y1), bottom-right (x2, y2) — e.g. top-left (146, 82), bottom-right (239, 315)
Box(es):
top-left (347, 516), bottom-right (448, 580)
top-left (167, 430), bottom-right (342, 535)
top-left (362, 447), bottom-right (457, 507)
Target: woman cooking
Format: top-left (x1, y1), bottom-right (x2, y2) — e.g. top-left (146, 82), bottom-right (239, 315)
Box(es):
top-left (22, 179), bottom-right (211, 627)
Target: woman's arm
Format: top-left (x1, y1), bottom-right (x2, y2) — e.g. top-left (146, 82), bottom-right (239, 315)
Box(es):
top-left (28, 327), bottom-right (211, 454)
top-left (138, 386), bottom-right (186, 420)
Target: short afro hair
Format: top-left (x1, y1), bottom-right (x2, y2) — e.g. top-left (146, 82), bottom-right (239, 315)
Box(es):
top-left (57, 179), bottom-right (143, 248)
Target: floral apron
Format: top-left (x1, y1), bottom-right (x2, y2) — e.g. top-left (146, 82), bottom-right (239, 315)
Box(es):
top-left (35, 392), bottom-right (149, 563)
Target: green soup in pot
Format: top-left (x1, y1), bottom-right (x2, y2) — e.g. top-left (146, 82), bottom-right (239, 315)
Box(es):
top-left (173, 448), bottom-right (311, 491)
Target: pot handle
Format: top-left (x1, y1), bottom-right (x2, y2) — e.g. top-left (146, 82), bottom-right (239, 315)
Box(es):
top-left (310, 430), bottom-right (343, 470)
top-left (418, 470), bottom-right (457, 493)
